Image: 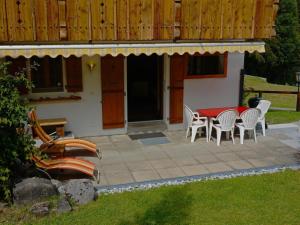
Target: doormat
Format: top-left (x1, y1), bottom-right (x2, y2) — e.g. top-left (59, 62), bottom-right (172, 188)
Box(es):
top-left (128, 132), bottom-right (166, 140)
top-left (139, 137), bottom-right (170, 146)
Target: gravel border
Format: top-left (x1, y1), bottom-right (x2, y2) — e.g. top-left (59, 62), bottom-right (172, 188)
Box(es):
top-left (96, 163), bottom-right (300, 195)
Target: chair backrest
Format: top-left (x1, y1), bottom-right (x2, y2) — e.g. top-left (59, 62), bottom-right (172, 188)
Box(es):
top-left (28, 110), bottom-right (52, 143)
top-left (256, 100), bottom-right (271, 119)
top-left (216, 109), bottom-right (238, 131)
top-left (184, 105), bottom-right (194, 127)
top-left (240, 108), bottom-right (260, 129)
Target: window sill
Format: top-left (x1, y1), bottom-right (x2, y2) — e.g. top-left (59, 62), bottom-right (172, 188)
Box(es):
top-left (29, 95), bottom-right (81, 104)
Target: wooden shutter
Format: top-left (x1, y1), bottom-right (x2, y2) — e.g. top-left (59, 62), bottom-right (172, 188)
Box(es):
top-left (101, 55), bottom-right (125, 129)
top-left (65, 56), bottom-right (83, 92)
top-left (169, 54), bottom-right (186, 124)
top-left (7, 56), bottom-right (28, 95)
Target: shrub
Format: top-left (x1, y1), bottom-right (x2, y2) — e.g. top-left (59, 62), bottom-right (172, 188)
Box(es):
top-left (0, 62), bottom-right (37, 202)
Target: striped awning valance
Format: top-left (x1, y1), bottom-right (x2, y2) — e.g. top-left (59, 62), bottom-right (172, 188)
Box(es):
top-left (0, 42), bottom-right (265, 58)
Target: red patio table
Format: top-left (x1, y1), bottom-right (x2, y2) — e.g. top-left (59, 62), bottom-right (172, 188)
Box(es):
top-left (197, 106), bottom-right (249, 118)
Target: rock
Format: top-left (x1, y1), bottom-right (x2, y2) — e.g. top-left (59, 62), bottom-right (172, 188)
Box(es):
top-left (60, 179), bottom-right (96, 205)
top-left (30, 201), bottom-right (50, 217)
top-left (51, 179), bottom-right (63, 191)
top-left (57, 196), bottom-right (72, 213)
top-left (13, 177), bottom-right (57, 205)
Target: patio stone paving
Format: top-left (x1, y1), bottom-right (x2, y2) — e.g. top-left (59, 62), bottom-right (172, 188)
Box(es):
top-left (82, 123), bottom-right (300, 187)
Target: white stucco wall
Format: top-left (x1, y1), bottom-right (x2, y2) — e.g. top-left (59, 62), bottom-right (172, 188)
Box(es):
top-left (31, 52), bottom-right (244, 137)
top-left (32, 56), bottom-right (102, 137)
top-left (183, 52), bottom-right (244, 112)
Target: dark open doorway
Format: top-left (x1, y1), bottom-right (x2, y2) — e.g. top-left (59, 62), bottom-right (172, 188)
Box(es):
top-left (127, 54), bottom-right (163, 122)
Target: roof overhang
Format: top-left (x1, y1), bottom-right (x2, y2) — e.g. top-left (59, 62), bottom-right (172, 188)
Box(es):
top-left (0, 41), bottom-right (265, 58)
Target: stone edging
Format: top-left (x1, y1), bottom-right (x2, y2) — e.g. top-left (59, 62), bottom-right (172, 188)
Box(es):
top-left (96, 163), bottom-right (300, 195)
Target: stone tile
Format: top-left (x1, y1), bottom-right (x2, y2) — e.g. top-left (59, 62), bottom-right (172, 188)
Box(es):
top-left (102, 163), bottom-right (129, 174)
top-left (156, 167), bottom-right (186, 179)
top-left (165, 148), bottom-right (193, 159)
top-left (126, 161), bottom-right (153, 172)
top-left (100, 156), bottom-right (124, 165)
top-left (144, 150), bottom-right (169, 160)
top-left (110, 135), bottom-right (132, 142)
top-left (150, 159), bottom-right (177, 169)
top-left (132, 170), bottom-right (161, 182)
top-left (246, 158), bottom-right (275, 168)
top-left (215, 152), bottom-right (241, 162)
top-left (115, 142), bottom-right (142, 151)
top-left (236, 150), bottom-right (260, 160)
top-left (101, 150), bottom-right (120, 158)
top-left (97, 174), bottom-right (109, 186)
top-left (194, 153), bottom-right (219, 164)
top-left (203, 162), bottom-right (233, 173)
top-left (226, 160), bottom-right (254, 170)
top-left (173, 157), bottom-right (199, 166)
top-left (86, 136), bottom-right (111, 144)
top-left (275, 155), bottom-right (299, 164)
top-left (181, 165), bottom-right (209, 176)
top-left (121, 152), bottom-right (147, 162)
top-left (105, 172), bottom-right (134, 185)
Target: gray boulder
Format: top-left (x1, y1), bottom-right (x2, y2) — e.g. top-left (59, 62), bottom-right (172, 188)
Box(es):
top-left (59, 179), bottom-right (96, 205)
top-left (57, 196), bottom-right (72, 213)
top-left (13, 177), bottom-right (57, 205)
top-left (30, 201), bottom-right (50, 217)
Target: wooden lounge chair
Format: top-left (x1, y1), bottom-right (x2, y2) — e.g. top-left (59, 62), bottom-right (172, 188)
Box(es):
top-left (32, 155), bottom-right (100, 183)
top-left (29, 110), bottom-right (101, 159)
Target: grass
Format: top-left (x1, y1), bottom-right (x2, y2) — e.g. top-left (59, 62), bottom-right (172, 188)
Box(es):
top-left (3, 170), bottom-right (300, 225)
top-left (244, 75), bottom-right (298, 109)
top-left (244, 75), bottom-right (300, 124)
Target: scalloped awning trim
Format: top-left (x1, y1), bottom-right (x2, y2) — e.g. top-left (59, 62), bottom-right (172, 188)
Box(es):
top-left (0, 42), bottom-right (265, 58)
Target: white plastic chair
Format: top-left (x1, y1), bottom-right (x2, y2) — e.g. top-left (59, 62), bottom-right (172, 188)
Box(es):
top-left (236, 108), bottom-right (260, 144)
top-left (184, 105), bottom-right (208, 143)
top-left (209, 109), bottom-right (238, 146)
top-left (256, 100), bottom-right (271, 136)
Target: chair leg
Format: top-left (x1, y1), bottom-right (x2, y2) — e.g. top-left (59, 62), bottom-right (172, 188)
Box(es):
top-left (198, 128), bottom-right (203, 137)
top-left (253, 129), bottom-right (257, 143)
top-left (239, 127), bottom-right (244, 144)
top-left (205, 123), bottom-right (209, 142)
top-left (186, 127), bottom-right (190, 138)
top-left (216, 129), bottom-right (221, 146)
top-left (261, 119), bottom-right (266, 136)
top-left (209, 122), bottom-right (213, 142)
top-left (231, 128), bottom-right (235, 144)
top-left (191, 127), bottom-right (198, 143)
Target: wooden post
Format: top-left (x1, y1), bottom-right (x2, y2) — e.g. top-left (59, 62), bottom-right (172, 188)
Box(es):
top-left (297, 92), bottom-right (300, 112)
top-left (258, 91), bottom-right (262, 98)
top-left (239, 69), bottom-right (245, 106)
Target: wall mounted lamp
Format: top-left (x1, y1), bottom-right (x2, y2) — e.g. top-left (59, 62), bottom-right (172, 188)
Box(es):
top-left (86, 61), bottom-right (96, 72)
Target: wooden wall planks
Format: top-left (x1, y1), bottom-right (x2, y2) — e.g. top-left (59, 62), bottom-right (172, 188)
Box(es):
top-left (0, 0), bottom-right (278, 42)
top-left (0, 0), bottom-right (7, 41)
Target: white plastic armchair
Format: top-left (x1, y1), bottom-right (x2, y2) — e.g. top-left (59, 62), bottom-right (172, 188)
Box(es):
top-left (256, 100), bottom-right (271, 136)
top-left (184, 105), bottom-right (208, 143)
top-left (235, 108), bottom-right (260, 144)
top-left (209, 109), bottom-right (238, 146)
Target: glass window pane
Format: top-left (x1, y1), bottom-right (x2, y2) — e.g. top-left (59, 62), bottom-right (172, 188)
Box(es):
top-left (188, 54), bottom-right (225, 76)
top-left (30, 56), bottom-right (63, 92)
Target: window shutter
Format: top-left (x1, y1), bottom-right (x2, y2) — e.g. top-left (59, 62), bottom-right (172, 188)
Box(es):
top-left (65, 56), bottom-right (83, 92)
top-left (6, 56), bottom-right (28, 95)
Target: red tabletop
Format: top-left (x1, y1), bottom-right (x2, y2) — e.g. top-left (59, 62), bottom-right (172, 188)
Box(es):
top-left (197, 106), bottom-right (249, 118)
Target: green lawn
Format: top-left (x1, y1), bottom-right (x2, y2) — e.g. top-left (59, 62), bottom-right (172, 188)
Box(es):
top-left (244, 75), bottom-right (300, 124)
top-left (3, 171), bottom-right (300, 225)
top-left (244, 75), bottom-right (298, 109)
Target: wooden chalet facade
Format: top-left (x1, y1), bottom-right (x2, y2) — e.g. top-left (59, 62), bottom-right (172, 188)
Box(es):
top-left (0, 0), bottom-right (278, 136)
